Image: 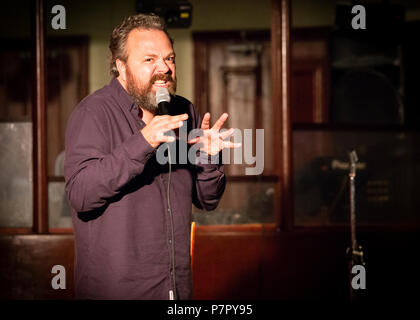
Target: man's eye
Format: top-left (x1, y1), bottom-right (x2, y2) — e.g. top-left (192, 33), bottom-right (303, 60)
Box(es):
top-left (167, 57), bottom-right (175, 63)
top-left (145, 58), bottom-right (153, 62)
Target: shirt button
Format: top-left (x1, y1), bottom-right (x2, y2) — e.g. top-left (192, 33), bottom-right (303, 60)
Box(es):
top-left (169, 239), bottom-right (172, 244)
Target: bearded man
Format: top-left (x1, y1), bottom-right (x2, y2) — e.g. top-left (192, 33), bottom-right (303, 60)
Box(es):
top-left (64, 13), bottom-right (237, 300)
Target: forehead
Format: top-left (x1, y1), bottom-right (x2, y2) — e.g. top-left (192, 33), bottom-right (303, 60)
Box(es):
top-left (126, 28), bottom-right (174, 57)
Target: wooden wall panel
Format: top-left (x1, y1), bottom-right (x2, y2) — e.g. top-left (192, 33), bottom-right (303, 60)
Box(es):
top-left (193, 226), bottom-right (420, 300)
top-left (0, 235), bottom-right (74, 299)
top-left (1, 228), bottom-right (419, 299)
top-left (192, 226), bottom-right (349, 299)
top-left (192, 225), bottom-right (263, 299)
top-left (259, 230), bottom-right (349, 299)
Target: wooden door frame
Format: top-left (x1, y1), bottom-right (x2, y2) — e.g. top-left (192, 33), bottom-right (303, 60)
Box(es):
top-left (33, 0), bottom-right (48, 234)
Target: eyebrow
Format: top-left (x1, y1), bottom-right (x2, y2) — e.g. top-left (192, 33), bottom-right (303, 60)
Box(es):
top-left (143, 52), bottom-right (176, 58)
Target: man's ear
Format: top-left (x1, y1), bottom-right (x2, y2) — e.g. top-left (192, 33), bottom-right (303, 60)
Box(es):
top-left (116, 59), bottom-right (127, 82)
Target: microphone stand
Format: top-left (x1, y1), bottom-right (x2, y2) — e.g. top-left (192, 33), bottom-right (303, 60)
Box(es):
top-left (346, 150), bottom-right (365, 300)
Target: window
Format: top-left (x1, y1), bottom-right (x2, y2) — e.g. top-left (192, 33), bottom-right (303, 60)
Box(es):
top-left (192, 31), bottom-right (276, 225)
top-left (290, 1), bottom-right (420, 227)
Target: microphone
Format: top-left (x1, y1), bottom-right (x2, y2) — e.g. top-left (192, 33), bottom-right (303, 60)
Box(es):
top-left (156, 87), bottom-right (171, 115)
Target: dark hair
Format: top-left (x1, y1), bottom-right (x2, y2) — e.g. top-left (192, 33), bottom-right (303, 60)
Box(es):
top-left (109, 13), bottom-right (173, 77)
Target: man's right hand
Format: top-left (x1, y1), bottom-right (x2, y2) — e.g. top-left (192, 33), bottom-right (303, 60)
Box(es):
top-left (141, 113), bottom-right (189, 148)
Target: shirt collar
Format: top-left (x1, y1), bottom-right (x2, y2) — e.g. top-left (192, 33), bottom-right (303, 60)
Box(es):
top-left (110, 77), bottom-right (136, 111)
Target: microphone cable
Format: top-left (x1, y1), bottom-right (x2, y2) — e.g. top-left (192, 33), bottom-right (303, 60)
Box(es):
top-left (156, 87), bottom-right (177, 300)
top-left (167, 144), bottom-right (177, 300)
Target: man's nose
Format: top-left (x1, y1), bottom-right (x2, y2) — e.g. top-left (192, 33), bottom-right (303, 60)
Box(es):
top-left (156, 58), bottom-right (170, 74)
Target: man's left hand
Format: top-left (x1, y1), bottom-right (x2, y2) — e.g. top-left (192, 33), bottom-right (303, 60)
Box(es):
top-left (187, 112), bottom-right (241, 156)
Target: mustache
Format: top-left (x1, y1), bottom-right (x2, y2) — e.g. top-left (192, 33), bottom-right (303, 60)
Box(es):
top-left (150, 73), bottom-right (174, 84)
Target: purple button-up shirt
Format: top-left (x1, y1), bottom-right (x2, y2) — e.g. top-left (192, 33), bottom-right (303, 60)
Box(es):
top-left (64, 78), bottom-right (225, 299)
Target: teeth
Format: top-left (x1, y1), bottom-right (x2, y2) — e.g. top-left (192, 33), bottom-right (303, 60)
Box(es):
top-left (154, 80), bottom-right (166, 84)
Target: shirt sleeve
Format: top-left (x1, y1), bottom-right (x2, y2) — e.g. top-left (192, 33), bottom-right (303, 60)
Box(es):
top-left (191, 108), bottom-right (226, 211)
top-left (64, 102), bottom-right (156, 213)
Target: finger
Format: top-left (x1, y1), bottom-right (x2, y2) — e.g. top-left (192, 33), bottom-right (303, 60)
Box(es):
top-left (222, 141), bottom-right (242, 149)
top-left (201, 113), bottom-right (211, 130)
top-left (168, 114), bottom-right (188, 126)
top-left (160, 135), bottom-right (176, 143)
top-left (174, 113), bottom-right (189, 121)
top-left (152, 114), bottom-right (170, 123)
top-left (211, 113), bottom-right (228, 131)
top-left (164, 120), bottom-right (185, 131)
top-left (158, 113), bottom-right (188, 124)
top-left (156, 132), bottom-right (176, 143)
top-left (187, 137), bottom-right (200, 144)
top-left (157, 115), bottom-right (187, 130)
top-left (220, 128), bottom-right (235, 140)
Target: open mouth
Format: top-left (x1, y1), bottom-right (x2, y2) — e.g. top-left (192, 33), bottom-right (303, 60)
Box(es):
top-left (153, 80), bottom-right (169, 88)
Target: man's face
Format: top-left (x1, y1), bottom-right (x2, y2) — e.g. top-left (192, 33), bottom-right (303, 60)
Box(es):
top-left (121, 28), bottom-right (176, 112)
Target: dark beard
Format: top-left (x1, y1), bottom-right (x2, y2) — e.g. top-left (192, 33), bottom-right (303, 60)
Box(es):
top-left (125, 67), bottom-right (177, 113)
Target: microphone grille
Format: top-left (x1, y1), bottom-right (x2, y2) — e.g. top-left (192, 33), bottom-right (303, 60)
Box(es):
top-left (156, 87), bottom-right (171, 104)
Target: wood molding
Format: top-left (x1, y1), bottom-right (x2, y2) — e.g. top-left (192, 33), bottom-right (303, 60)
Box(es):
top-left (49, 228), bottom-right (74, 234)
top-left (0, 228), bottom-right (33, 235)
top-left (33, 0), bottom-right (48, 234)
top-left (225, 175), bottom-right (278, 182)
top-left (271, 0), bottom-right (292, 231)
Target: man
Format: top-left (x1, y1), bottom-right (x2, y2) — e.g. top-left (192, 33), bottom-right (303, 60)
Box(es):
top-left (64, 14), bottom-right (237, 300)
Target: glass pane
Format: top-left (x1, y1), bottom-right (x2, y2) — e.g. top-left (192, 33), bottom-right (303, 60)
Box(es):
top-left (293, 130), bottom-right (420, 226)
top-left (0, 1), bottom-right (33, 228)
top-left (48, 181), bottom-right (72, 228)
top-left (0, 123), bottom-right (33, 227)
top-left (193, 181), bottom-right (275, 225)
